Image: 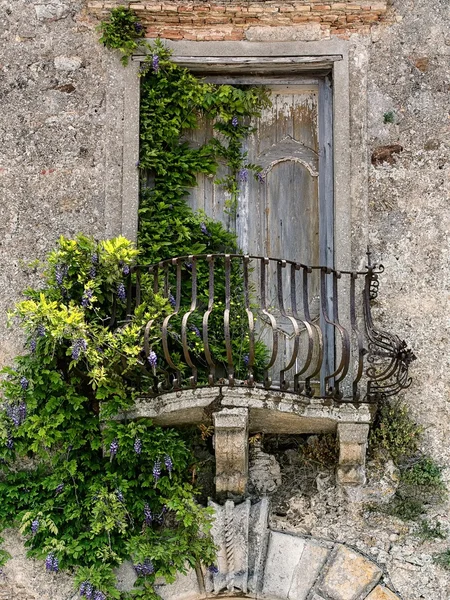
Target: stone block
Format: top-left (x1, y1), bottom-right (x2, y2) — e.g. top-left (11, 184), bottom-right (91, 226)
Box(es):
top-left (248, 497), bottom-right (270, 594)
top-left (315, 545), bottom-right (381, 600)
top-left (338, 423), bottom-right (370, 444)
top-left (213, 408), bottom-right (249, 497)
top-left (366, 586), bottom-right (400, 600)
top-left (288, 541), bottom-right (330, 600)
top-left (154, 567), bottom-right (201, 600)
top-left (245, 24), bottom-right (322, 41)
top-left (262, 531), bottom-right (306, 599)
top-left (35, 3), bottom-right (70, 20)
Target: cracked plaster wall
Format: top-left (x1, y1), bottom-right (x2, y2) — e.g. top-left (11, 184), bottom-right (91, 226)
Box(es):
top-left (0, 0), bottom-right (449, 598)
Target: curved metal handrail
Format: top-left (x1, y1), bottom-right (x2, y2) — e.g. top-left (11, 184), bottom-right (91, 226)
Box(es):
top-left (121, 254), bottom-right (415, 403)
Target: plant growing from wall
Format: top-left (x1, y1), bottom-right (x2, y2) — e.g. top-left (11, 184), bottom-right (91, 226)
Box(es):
top-left (369, 400), bottom-right (447, 523)
top-left (0, 236), bottom-right (217, 599)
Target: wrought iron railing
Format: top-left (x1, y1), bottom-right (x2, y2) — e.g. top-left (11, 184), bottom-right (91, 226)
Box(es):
top-left (120, 254), bottom-right (415, 403)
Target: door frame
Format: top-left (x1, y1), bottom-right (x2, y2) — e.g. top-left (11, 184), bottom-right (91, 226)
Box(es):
top-left (127, 39), bottom-right (350, 274)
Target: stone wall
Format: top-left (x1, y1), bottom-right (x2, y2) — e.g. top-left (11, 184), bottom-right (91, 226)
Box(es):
top-left (0, 0), bottom-right (449, 598)
top-left (0, 0), bottom-right (131, 364)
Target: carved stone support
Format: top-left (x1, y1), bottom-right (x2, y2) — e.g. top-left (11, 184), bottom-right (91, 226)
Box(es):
top-left (213, 408), bottom-right (249, 498)
top-left (336, 422), bottom-right (370, 486)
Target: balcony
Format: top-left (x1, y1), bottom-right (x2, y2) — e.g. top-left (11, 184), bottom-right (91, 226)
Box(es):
top-left (121, 254), bottom-right (415, 404)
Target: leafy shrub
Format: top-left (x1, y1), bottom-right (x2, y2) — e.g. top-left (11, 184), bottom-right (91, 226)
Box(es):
top-left (97, 6), bottom-right (145, 65)
top-left (415, 520), bottom-right (447, 541)
top-left (433, 549), bottom-right (450, 570)
top-left (0, 236), bottom-right (216, 599)
top-left (369, 400), bottom-right (423, 463)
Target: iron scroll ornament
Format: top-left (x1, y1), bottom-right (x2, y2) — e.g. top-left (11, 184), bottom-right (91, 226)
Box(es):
top-left (363, 264), bottom-right (416, 401)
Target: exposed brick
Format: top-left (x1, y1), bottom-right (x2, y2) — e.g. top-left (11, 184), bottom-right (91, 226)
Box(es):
top-left (144, 4), bottom-right (162, 11)
top-left (160, 3), bottom-right (178, 11)
top-left (315, 4), bottom-right (331, 9)
top-left (151, 15), bottom-right (180, 22)
top-left (160, 28), bottom-right (184, 38)
top-left (291, 15), bottom-right (311, 22)
top-left (294, 5), bottom-right (312, 11)
top-left (224, 31), bottom-right (245, 40)
top-left (279, 5), bottom-right (296, 11)
top-left (331, 2), bottom-right (347, 9)
top-left (193, 5), bottom-right (210, 11)
top-left (178, 6), bottom-right (193, 12)
top-left (346, 15), bottom-right (363, 22)
top-left (88, 2), bottom-right (104, 8)
top-left (370, 2), bottom-right (387, 9)
top-left (210, 5), bottom-right (227, 11)
top-left (204, 16), bottom-right (231, 23)
top-left (321, 13), bottom-right (340, 21)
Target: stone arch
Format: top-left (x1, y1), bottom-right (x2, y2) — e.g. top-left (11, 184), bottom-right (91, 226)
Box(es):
top-left (153, 499), bottom-right (401, 600)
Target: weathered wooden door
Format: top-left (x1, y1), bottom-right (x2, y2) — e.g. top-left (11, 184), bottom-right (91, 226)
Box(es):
top-left (188, 83), bottom-right (323, 267)
top-left (187, 79), bottom-right (333, 388)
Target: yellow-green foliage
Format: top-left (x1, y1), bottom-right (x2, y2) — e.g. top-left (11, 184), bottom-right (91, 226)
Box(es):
top-left (369, 400), bottom-right (423, 463)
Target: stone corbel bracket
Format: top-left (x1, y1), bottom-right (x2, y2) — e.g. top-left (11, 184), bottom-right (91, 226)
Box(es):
top-left (154, 498), bottom-right (401, 600)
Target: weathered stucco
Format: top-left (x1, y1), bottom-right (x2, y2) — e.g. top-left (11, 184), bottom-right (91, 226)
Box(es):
top-left (0, 0), bottom-right (449, 598)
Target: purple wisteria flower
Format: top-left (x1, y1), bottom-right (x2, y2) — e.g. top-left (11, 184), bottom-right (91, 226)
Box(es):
top-left (79, 581), bottom-right (94, 598)
top-left (55, 264), bottom-right (68, 286)
top-left (208, 565), bottom-right (219, 574)
top-left (31, 519), bottom-right (39, 535)
top-left (134, 559), bottom-right (154, 577)
top-left (164, 454), bottom-right (173, 476)
top-left (93, 592), bottom-right (106, 600)
top-left (243, 354), bottom-right (249, 366)
top-left (45, 553), bottom-right (59, 573)
top-left (152, 54), bottom-right (160, 73)
top-left (109, 439), bottom-right (119, 459)
top-left (134, 437), bottom-right (142, 455)
top-left (117, 282), bottom-right (126, 302)
top-left (148, 350), bottom-right (157, 369)
top-left (200, 222), bottom-right (209, 236)
top-left (122, 264), bottom-right (130, 276)
top-left (189, 324), bottom-right (201, 338)
top-left (30, 338), bottom-right (37, 353)
top-left (55, 483), bottom-right (65, 496)
top-left (231, 115), bottom-right (239, 127)
top-left (238, 168), bottom-right (248, 182)
top-left (18, 402), bottom-right (27, 423)
top-left (134, 22), bottom-right (144, 34)
top-left (81, 288), bottom-right (93, 308)
top-left (71, 338), bottom-right (88, 360)
top-left (91, 253), bottom-right (98, 264)
top-left (116, 489), bottom-right (124, 503)
top-left (89, 265), bottom-right (96, 278)
top-left (6, 404), bottom-right (20, 428)
top-left (256, 171), bottom-right (266, 184)
top-left (20, 377), bottom-right (28, 391)
top-left (37, 323), bottom-right (46, 337)
top-left (6, 435), bottom-right (13, 450)
top-left (153, 458), bottom-right (161, 484)
top-left (169, 293), bottom-right (176, 308)
top-left (144, 503), bottom-right (153, 526)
